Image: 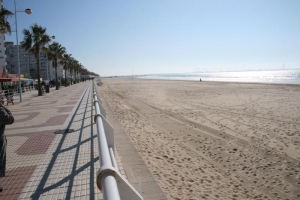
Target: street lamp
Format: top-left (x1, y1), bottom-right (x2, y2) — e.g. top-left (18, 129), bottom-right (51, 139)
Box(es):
top-left (25, 9), bottom-right (32, 15)
top-left (46, 35), bottom-right (55, 81)
top-left (14, 0), bottom-right (32, 102)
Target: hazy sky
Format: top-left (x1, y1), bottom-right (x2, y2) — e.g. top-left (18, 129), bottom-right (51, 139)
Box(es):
top-left (3, 0), bottom-right (300, 76)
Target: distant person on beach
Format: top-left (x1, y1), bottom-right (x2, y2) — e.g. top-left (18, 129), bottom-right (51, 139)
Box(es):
top-left (200, 78), bottom-right (202, 82)
top-left (0, 102), bottom-right (14, 192)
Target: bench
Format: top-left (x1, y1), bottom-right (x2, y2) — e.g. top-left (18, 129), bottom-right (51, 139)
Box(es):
top-left (6, 95), bottom-right (14, 105)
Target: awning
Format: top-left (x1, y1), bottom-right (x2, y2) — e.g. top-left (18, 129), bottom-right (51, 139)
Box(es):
top-left (0, 73), bottom-right (19, 82)
top-left (10, 74), bottom-right (19, 82)
top-left (0, 78), bottom-right (12, 82)
top-left (11, 78), bottom-right (19, 82)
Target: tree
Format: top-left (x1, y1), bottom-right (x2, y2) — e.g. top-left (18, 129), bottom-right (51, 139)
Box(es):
top-left (68, 58), bottom-right (78, 85)
top-left (0, 8), bottom-right (13, 34)
top-left (47, 42), bottom-right (66, 90)
top-left (80, 67), bottom-right (89, 76)
top-left (61, 54), bottom-right (71, 87)
top-left (22, 24), bottom-right (52, 96)
top-left (74, 61), bottom-right (81, 83)
top-left (77, 63), bottom-right (84, 82)
top-left (68, 59), bottom-right (73, 85)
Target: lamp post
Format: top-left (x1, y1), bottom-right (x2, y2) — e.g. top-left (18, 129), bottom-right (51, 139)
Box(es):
top-left (14, 0), bottom-right (32, 102)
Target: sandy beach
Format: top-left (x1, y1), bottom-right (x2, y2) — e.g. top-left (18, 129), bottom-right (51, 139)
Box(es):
top-left (99, 78), bottom-right (300, 200)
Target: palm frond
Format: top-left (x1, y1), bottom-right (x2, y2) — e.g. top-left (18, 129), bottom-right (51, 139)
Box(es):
top-left (21, 23), bottom-right (52, 95)
top-left (0, 8), bottom-right (13, 33)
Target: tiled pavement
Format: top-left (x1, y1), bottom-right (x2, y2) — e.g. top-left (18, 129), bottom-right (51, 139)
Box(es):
top-left (0, 81), bottom-right (167, 200)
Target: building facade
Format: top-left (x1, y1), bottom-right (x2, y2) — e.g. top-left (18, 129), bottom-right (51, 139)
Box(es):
top-left (0, 1), bottom-right (7, 72)
top-left (0, 34), bottom-right (6, 72)
top-left (5, 41), bottom-right (52, 81)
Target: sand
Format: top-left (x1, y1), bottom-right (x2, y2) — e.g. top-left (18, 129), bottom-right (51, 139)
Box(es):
top-left (99, 78), bottom-right (300, 200)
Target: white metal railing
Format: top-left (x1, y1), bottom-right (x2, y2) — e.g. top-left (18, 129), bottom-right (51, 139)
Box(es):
top-left (93, 83), bottom-right (143, 200)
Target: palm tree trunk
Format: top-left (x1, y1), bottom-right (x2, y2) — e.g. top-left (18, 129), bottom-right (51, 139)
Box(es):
top-left (64, 68), bottom-right (67, 87)
top-left (55, 62), bottom-right (59, 90)
top-left (36, 50), bottom-right (42, 96)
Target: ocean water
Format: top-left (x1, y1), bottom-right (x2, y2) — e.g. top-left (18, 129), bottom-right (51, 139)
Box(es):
top-left (139, 70), bottom-right (300, 84)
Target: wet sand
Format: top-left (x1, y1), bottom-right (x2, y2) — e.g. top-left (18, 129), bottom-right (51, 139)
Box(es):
top-left (99, 78), bottom-right (300, 200)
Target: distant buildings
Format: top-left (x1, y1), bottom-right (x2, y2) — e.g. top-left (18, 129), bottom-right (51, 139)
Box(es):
top-left (0, 35), bottom-right (6, 72)
top-left (1, 2), bottom-right (80, 84)
top-left (4, 41), bottom-right (65, 81)
top-left (0, 1), bottom-right (7, 72)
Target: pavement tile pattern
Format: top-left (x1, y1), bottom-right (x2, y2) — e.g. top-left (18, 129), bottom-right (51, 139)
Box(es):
top-left (0, 82), bottom-right (103, 199)
top-left (0, 81), bottom-right (167, 200)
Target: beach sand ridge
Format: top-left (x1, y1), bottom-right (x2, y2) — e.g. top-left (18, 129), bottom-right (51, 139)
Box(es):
top-left (99, 78), bottom-right (300, 200)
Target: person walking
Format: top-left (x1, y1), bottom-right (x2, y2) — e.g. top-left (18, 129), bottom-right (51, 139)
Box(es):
top-left (0, 102), bottom-right (14, 192)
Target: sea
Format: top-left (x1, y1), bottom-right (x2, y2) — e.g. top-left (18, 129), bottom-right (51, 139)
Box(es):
top-left (138, 70), bottom-right (300, 84)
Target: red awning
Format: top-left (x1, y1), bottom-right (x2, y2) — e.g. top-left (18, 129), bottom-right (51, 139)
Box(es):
top-left (11, 78), bottom-right (19, 82)
top-left (10, 74), bottom-right (19, 82)
top-left (0, 73), bottom-right (19, 82)
top-left (0, 78), bottom-right (12, 82)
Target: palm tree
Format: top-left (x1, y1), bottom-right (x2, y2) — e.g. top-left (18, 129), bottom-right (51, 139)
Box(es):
top-left (69, 58), bottom-right (77, 85)
top-left (68, 58), bottom-right (73, 85)
top-left (47, 42), bottom-right (65, 90)
top-left (72, 59), bottom-right (79, 84)
top-left (0, 8), bottom-right (13, 34)
top-left (77, 63), bottom-right (84, 82)
top-left (22, 23), bottom-right (52, 96)
top-left (74, 62), bottom-right (81, 84)
top-left (61, 54), bottom-right (71, 87)
top-left (80, 66), bottom-right (89, 81)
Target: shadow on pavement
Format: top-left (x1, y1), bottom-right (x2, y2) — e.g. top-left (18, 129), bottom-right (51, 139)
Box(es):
top-left (30, 84), bottom-right (97, 200)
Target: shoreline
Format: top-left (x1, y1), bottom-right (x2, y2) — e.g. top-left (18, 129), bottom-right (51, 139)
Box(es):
top-left (104, 76), bottom-right (300, 87)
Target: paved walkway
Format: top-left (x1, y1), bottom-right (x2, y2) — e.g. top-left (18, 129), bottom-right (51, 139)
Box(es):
top-left (0, 81), bottom-right (167, 200)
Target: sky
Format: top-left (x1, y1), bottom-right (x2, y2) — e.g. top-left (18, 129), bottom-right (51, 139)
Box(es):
top-left (3, 0), bottom-right (300, 76)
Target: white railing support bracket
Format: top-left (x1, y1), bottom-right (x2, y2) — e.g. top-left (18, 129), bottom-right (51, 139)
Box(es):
top-left (97, 166), bottom-right (117, 191)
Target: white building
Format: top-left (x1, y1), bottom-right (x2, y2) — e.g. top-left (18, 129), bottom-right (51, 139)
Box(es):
top-left (5, 41), bottom-right (77, 84)
top-left (0, 1), bottom-right (7, 72)
top-left (0, 34), bottom-right (6, 72)
top-left (5, 41), bottom-right (50, 80)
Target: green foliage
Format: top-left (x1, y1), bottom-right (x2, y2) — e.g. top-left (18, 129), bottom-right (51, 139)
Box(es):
top-left (47, 42), bottom-right (66, 90)
top-left (0, 8), bottom-right (13, 33)
top-left (22, 23), bottom-right (52, 96)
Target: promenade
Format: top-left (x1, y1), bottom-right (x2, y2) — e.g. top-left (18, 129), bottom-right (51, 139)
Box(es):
top-left (0, 81), bottom-right (167, 200)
